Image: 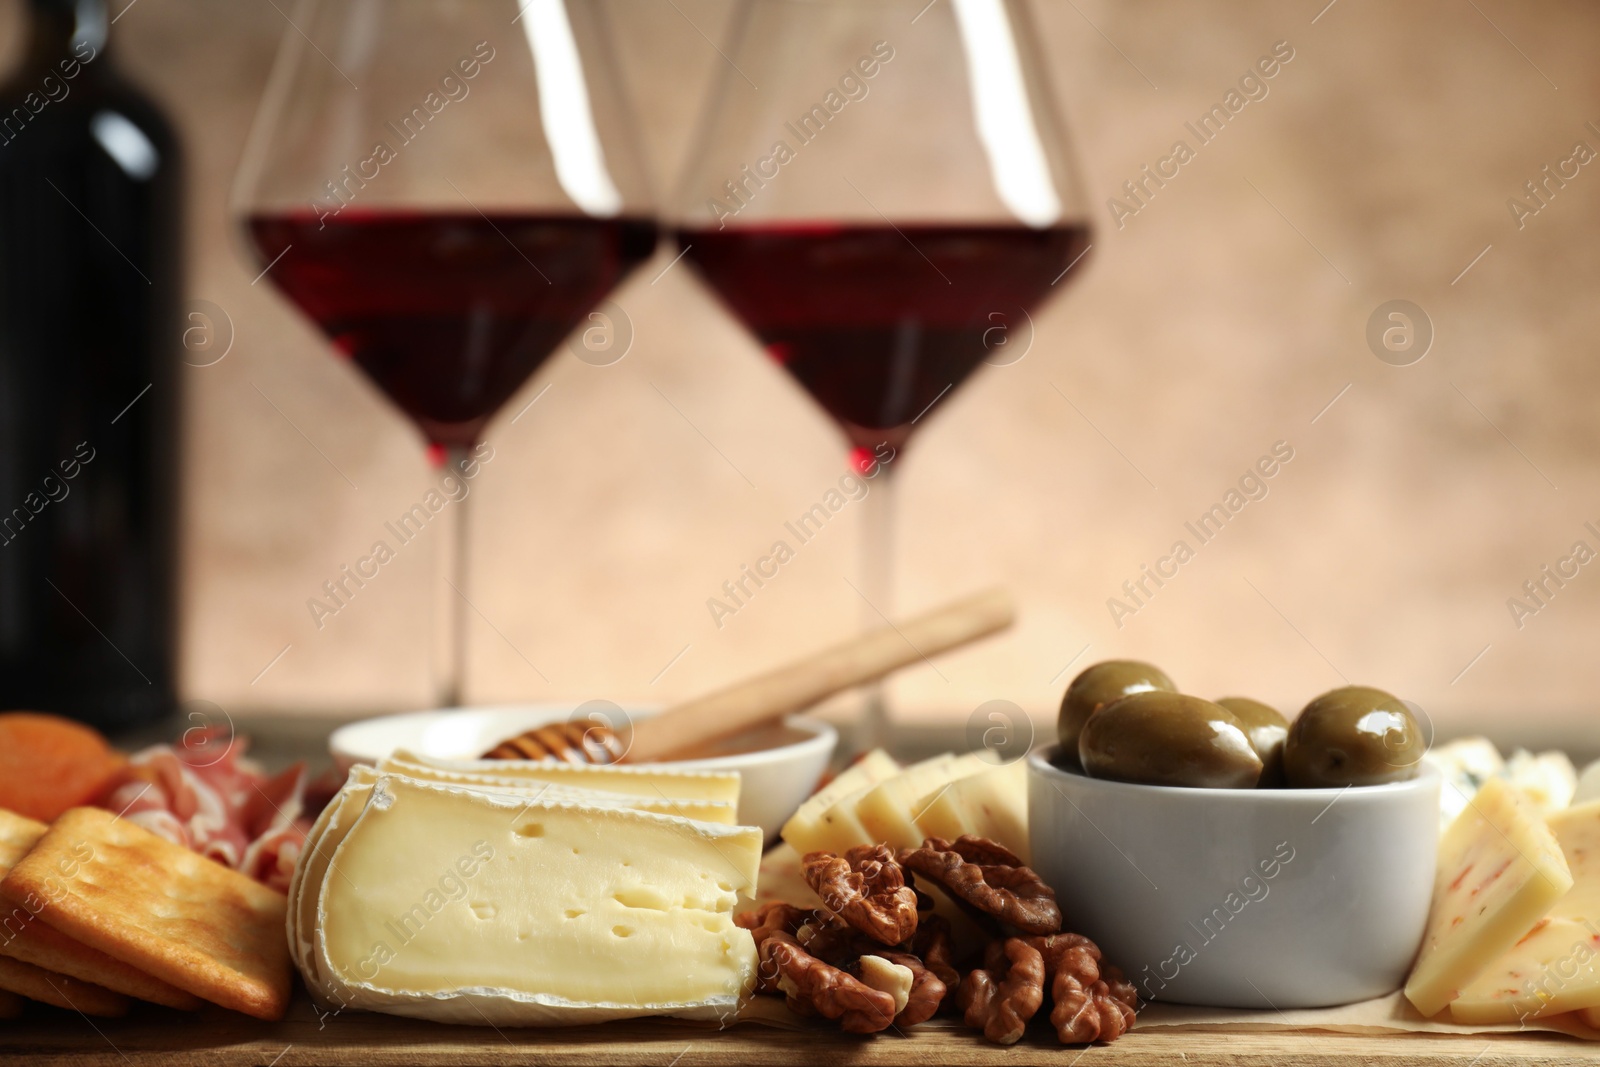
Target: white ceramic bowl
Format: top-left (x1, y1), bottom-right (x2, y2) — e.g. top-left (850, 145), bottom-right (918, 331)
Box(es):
top-left (328, 704), bottom-right (836, 842)
top-left (1028, 745), bottom-right (1440, 1009)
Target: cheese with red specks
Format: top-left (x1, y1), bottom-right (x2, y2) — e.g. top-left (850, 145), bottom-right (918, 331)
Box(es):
top-left (1449, 799), bottom-right (1600, 1023)
top-left (1404, 778), bottom-right (1573, 1017)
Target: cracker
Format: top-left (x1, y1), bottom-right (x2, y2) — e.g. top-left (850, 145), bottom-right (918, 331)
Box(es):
top-left (0, 987), bottom-right (23, 1018)
top-left (0, 807), bottom-right (291, 1020)
top-left (0, 809), bottom-right (46, 871)
top-left (0, 809), bottom-right (199, 1009)
top-left (0, 954), bottom-right (127, 1016)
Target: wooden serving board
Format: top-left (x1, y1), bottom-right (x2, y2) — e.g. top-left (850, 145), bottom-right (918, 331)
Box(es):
top-left (3, 997), bottom-right (1597, 1067)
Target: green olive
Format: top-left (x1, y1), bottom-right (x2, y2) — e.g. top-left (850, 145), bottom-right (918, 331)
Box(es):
top-left (1078, 691), bottom-right (1263, 789)
top-left (1216, 697), bottom-right (1290, 788)
top-left (1282, 686), bottom-right (1423, 788)
top-left (1058, 660), bottom-right (1176, 763)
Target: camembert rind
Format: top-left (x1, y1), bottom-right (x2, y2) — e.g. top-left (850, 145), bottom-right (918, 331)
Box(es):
top-left (375, 757), bottom-right (737, 824)
top-left (1449, 799), bottom-right (1600, 1023)
top-left (314, 774), bottom-right (761, 1026)
top-left (388, 749), bottom-right (742, 804)
top-left (1404, 778), bottom-right (1574, 1017)
top-left (288, 768), bottom-right (378, 991)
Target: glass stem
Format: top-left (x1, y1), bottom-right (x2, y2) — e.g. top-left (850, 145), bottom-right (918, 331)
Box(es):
top-left (857, 458), bottom-right (896, 752)
top-left (431, 446), bottom-right (471, 708)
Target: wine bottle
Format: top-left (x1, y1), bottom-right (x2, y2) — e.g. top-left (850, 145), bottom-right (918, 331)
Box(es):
top-left (0, 0), bottom-right (180, 728)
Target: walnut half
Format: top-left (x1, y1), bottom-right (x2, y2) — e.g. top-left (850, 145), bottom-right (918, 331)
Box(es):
top-left (761, 931), bottom-right (899, 1034)
top-left (899, 836), bottom-right (1062, 936)
top-left (802, 843), bottom-right (919, 945)
top-left (956, 936), bottom-right (1046, 1045)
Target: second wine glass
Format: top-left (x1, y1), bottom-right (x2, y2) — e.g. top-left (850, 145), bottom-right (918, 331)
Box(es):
top-left (235, 0), bottom-right (655, 706)
top-left (672, 0), bottom-right (1091, 745)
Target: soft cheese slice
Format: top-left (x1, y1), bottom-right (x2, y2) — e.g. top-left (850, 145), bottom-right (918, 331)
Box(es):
top-left (858, 752), bottom-right (988, 850)
top-left (912, 758), bottom-right (1031, 861)
top-left (295, 766), bottom-right (738, 1006)
top-left (388, 749), bottom-right (741, 805)
top-left (780, 748), bottom-right (899, 855)
top-left (294, 765), bottom-right (736, 1008)
top-left (788, 754), bottom-right (950, 857)
top-left (290, 767), bottom-right (384, 997)
top-left (1404, 777), bottom-right (1574, 1016)
top-left (1449, 799), bottom-right (1600, 1023)
top-left (376, 757), bottom-right (736, 824)
top-left (316, 774), bottom-right (761, 1025)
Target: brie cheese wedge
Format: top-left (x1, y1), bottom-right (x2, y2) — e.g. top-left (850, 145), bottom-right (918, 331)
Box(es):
top-left (304, 772), bottom-right (761, 1025)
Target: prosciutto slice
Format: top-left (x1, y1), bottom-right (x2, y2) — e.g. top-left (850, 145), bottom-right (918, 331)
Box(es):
top-left (98, 729), bottom-right (313, 893)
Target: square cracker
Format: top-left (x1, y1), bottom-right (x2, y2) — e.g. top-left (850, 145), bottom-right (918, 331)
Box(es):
top-left (0, 954), bottom-right (127, 1016)
top-left (0, 809), bottom-right (199, 1009)
top-left (0, 807), bottom-right (291, 1020)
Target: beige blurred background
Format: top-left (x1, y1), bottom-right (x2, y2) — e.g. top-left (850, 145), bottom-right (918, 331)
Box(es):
top-left (8, 0), bottom-right (1597, 748)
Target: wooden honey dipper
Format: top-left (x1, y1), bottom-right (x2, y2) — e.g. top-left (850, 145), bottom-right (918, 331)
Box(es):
top-left (482, 587), bottom-right (1015, 764)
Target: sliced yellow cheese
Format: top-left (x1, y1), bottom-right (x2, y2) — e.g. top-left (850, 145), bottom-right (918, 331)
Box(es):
top-left (788, 754), bottom-right (953, 856)
top-left (779, 748), bottom-right (899, 855)
top-left (386, 749), bottom-right (740, 804)
top-left (1449, 799), bottom-right (1600, 1023)
top-left (1583, 1004), bottom-right (1600, 1030)
top-left (312, 773), bottom-right (761, 1025)
top-left (858, 752), bottom-right (988, 850)
top-left (912, 758), bottom-right (1030, 862)
top-left (375, 757), bottom-right (736, 824)
top-left (1404, 778), bottom-right (1574, 1017)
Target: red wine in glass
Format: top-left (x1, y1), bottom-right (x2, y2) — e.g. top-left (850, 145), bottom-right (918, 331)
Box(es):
top-left (250, 210), bottom-right (657, 448)
top-left (677, 222), bottom-right (1089, 453)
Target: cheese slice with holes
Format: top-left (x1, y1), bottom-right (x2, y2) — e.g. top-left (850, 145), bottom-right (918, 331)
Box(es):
top-left (912, 758), bottom-right (1031, 862)
top-left (1404, 778), bottom-right (1574, 1017)
top-left (291, 766), bottom-right (745, 1010)
top-left (388, 750), bottom-right (741, 805)
top-left (1449, 799), bottom-right (1600, 1023)
top-left (780, 748), bottom-right (900, 855)
top-left (375, 757), bottom-right (736, 824)
top-left (309, 773), bottom-right (761, 1025)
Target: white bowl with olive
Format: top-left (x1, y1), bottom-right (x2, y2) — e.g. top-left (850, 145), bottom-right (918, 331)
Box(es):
top-left (1027, 661), bottom-right (1441, 1009)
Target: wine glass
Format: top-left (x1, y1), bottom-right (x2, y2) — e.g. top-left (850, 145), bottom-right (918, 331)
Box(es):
top-left (234, 0), bottom-right (655, 706)
top-left (671, 0), bottom-right (1090, 745)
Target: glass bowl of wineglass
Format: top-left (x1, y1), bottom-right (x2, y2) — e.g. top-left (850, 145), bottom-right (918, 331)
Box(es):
top-left (671, 0), bottom-right (1091, 744)
top-left (234, 0), bottom-right (655, 706)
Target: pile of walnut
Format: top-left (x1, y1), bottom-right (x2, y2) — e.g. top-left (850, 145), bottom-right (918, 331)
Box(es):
top-left (736, 835), bottom-right (1137, 1045)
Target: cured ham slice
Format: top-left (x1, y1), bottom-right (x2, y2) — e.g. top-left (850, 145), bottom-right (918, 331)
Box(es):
top-left (98, 729), bottom-right (314, 892)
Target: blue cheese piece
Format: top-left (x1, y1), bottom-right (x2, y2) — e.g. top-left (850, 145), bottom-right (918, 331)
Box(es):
top-left (1576, 759), bottom-right (1600, 806)
top-left (310, 773), bottom-right (761, 1026)
top-left (1424, 738), bottom-right (1575, 832)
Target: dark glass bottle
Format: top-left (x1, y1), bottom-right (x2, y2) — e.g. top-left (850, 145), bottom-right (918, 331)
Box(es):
top-left (0, 0), bottom-right (180, 728)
